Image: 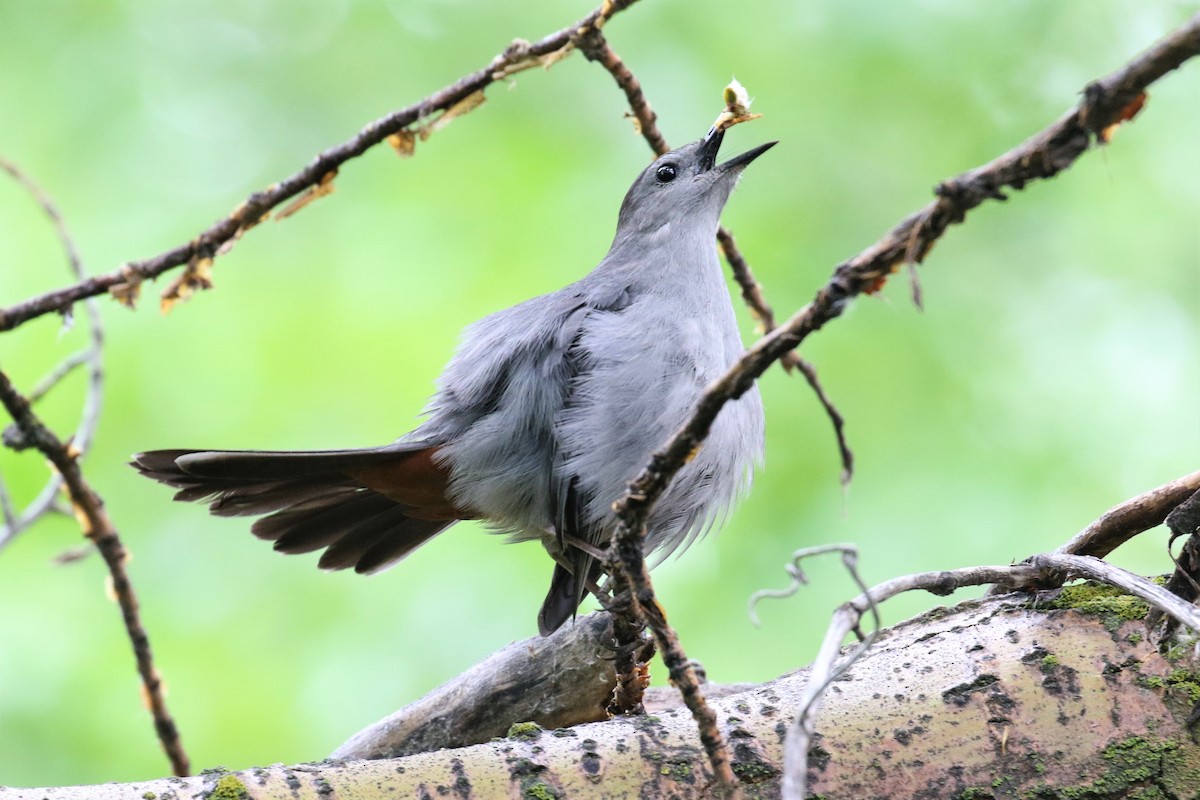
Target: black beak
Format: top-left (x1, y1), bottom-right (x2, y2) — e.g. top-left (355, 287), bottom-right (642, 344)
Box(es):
top-left (697, 126), bottom-right (725, 172)
top-left (719, 140), bottom-right (777, 172)
top-left (696, 127), bottom-right (776, 173)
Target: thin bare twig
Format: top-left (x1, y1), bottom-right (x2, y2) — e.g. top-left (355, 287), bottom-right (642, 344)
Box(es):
top-left (716, 226), bottom-right (853, 485)
top-left (716, 233), bottom-right (855, 485)
top-left (576, 29), bottom-right (669, 157)
top-left (0, 461), bottom-right (16, 535)
top-left (580, 34), bottom-right (853, 787)
top-left (746, 543), bottom-right (859, 626)
top-left (0, 370), bottom-right (188, 775)
top-left (765, 550), bottom-right (1200, 800)
top-left (578, 31), bottom-right (854, 483)
top-left (763, 467), bottom-right (1200, 800)
top-left (1032, 553), bottom-right (1200, 631)
top-left (607, 523), bottom-right (740, 794)
top-left (611, 12), bottom-right (1200, 633)
top-left (714, 229), bottom-right (814, 378)
top-left (0, 157), bottom-right (104, 550)
top-left (985, 468), bottom-right (1200, 597)
top-left (576, 31), bottom-right (739, 786)
top-left (1149, 487), bottom-right (1200, 636)
top-left (606, 613), bottom-right (655, 716)
top-left (765, 545), bottom-right (881, 800)
top-left (25, 350), bottom-right (91, 404)
top-left (0, 156), bottom-right (86, 286)
top-left (602, 16), bottom-right (1200, 791)
top-left (1057, 470), bottom-right (1200, 558)
top-left (0, 0), bottom-right (643, 332)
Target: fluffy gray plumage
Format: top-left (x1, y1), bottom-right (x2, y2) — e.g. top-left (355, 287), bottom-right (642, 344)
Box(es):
top-left (134, 129), bottom-right (772, 635)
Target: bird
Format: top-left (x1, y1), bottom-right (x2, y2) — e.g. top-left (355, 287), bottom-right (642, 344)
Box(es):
top-left (134, 126), bottom-right (772, 636)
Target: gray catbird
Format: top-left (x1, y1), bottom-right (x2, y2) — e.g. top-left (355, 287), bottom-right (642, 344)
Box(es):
top-left (134, 127), bottom-right (772, 635)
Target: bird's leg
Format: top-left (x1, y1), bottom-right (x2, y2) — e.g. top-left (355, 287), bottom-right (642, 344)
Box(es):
top-left (584, 574), bottom-right (611, 602)
top-left (594, 582), bottom-right (633, 616)
top-left (560, 532), bottom-right (608, 561)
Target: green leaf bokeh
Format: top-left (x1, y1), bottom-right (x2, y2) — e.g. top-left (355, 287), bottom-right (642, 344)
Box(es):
top-left (1, 0), bottom-right (1197, 786)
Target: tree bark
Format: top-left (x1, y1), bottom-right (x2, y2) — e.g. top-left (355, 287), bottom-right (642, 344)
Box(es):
top-left (332, 610), bottom-right (617, 759)
top-left (5, 587), bottom-right (1197, 799)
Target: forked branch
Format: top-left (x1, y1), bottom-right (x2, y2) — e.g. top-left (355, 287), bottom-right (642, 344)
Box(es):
top-left (609, 11), bottom-right (1200, 792)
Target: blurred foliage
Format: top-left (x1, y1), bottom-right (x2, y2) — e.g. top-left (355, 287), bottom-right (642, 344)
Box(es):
top-left (0, 0), bottom-right (1197, 787)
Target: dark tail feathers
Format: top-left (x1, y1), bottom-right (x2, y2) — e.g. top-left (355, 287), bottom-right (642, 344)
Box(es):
top-left (132, 445), bottom-right (457, 575)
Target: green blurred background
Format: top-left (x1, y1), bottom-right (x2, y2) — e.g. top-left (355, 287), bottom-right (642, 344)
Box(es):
top-left (1, 0), bottom-right (1197, 787)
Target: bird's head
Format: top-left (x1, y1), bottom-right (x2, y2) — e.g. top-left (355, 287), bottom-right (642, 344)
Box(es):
top-left (614, 128), bottom-right (776, 238)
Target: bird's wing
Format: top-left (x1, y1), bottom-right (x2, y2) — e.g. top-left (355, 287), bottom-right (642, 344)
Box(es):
top-left (421, 284), bottom-right (634, 634)
top-left (418, 290), bottom-right (593, 532)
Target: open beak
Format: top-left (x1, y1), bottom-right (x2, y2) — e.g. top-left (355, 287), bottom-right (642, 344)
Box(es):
top-left (719, 140), bottom-right (777, 172)
top-left (697, 126), bottom-right (777, 173)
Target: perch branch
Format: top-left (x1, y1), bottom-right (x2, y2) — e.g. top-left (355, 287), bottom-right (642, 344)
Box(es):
top-left (0, 371), bottom-right (188, 776)
top-left (0, 0), bottom-right (642, 331)
top-left (7, 586), bottom-right (1198, 799)
top-left (333, 611), bottom-right (618, 760)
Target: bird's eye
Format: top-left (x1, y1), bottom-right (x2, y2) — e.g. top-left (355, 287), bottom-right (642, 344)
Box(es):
top-left (655, 163), bottom-right (678, 183)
